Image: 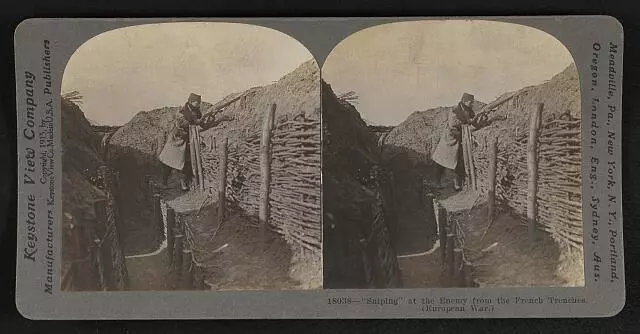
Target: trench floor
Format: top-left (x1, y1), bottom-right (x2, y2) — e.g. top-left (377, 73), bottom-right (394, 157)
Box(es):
top-left (122, 176), bottom-right (303, 291)
top-left (396, 183), bottom-right (574, 288)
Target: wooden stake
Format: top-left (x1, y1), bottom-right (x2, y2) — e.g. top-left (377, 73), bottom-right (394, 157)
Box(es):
top-left (488, 136), bottom-right (498, 223)
top-left (259, 104), bottom-right (276, 237)
top-left (467, 126), bottom-right (478, 191)
top-left (172, 218), bottom-right (184, 287)
top-left (194, 263), bottom-right (205, 290)
top-left (181, 249), bottom-right (193, 290)
top-left (195, 126), bottom-right (205, 191)
top-left (70, 219), bottom-right (88, 290)
top-left (144, 175), bottom-right (152, 201)
top-left (453, 248), bottom-right (463, 286)
top-left (435, 200), bottom-right (448, 268)
top-left (153, 194), bottom-right (163, 240)
top-left (527, 103), bottom-right (543, 242)
top-left (461, 125), bottom-right (471, 188)
top-left (166, 207), bottom-right (175, 265)
top-left (446, 233), bottom-right (455, 284)
top-left (189, 125), bottom-right (198, 190)
top-left (98, 164), bottom-right (110, 191)
top-left (449, 217), bottom-right (457, 239)
top-left (218, 137), bottom-right (228, 223)
top-left (173, 233), bottom-right (183, 287)
top-left (93, 199), bottom-right (108, 291)
top-left (462, 263), bottom-right (474, 287)
top-left (425, 193), bottom-right (436, 239)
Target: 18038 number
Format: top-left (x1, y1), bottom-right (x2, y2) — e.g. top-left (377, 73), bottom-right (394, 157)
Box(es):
top-left (327, 297), bottom-right (352, 305)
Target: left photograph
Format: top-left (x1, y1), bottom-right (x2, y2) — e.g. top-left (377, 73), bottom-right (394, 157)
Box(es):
top-left (60, 22), bottom-right (321, 291)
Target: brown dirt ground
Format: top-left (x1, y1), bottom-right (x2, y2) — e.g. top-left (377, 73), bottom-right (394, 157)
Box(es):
top-left (118, 198), bottom-right (161, 256)
top-left (159, 177), bottom-right (301, 291)
top-left (397, 247), bottom-right (443, 288)
top-left (442, 188), bottom-right (569, 288)
top-left (397, 180), bottom-right (571, 288)
top-left (125, 249), bottom-right (171, 291)
top-left (189, 209), bottom-right (300, 291)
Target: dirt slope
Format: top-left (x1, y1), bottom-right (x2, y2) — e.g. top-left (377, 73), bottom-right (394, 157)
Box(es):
top-left (323, 81), bottom-right (402, 288)
top-left (61, 98), bottom-right (110, 289)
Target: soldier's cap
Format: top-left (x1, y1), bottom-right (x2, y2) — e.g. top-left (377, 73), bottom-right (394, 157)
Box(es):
top-left (188, 93), bottom-right (202, 103)
top-left (461, 92), bottom-right (474, 102)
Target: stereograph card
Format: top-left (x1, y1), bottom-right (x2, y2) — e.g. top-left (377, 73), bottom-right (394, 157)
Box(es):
top-left (14, 16), bottom-right (624, 319)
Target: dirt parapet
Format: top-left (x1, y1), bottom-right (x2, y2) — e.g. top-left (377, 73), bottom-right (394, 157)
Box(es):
top-left (322, 81), bottom-right (402, 288)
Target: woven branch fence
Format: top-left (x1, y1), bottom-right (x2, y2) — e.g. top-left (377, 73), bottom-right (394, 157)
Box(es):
top-left (471, 114), bottom-right (582, 249)
top-left (62, 166), bottom-right (128, 291)
top-left (200, 112), bottom-right (322, 253)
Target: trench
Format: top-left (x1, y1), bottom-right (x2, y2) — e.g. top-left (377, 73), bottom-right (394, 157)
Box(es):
top-left (384, 160), bottom-right (575, 288)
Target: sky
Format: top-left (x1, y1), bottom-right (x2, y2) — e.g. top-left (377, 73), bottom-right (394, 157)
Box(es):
top-left (322, 20), bottom-right (575, 126)
top-left (62, 22), bottom-right (314, 125)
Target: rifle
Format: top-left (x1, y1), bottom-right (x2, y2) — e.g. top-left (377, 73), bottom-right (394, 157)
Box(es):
top-left (471, 90), bottom-right (521, 124)
top-left (201, 92), bottom-right (245, 119)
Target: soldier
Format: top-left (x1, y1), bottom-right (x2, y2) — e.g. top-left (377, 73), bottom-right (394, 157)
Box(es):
top-left (158, 93), bottom-right (207, 191)
top-left (431, 93), bottom-right (487, 191)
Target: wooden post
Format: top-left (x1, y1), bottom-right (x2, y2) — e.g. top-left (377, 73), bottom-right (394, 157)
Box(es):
top-left (181, 248), bottom-right (193, 290)
top-left (259, 104), bottom-right (276, 237)
top-left (461, 126), bottom-right (471, 188)
top-left (453, 248), bottom-right (463, 286)
top-left (461, 263), bottom-right (473, 287)
top-left (166, 207), bottom-right (175, 265)
top-left (113, 171), bottom-right (120, 193)
top-left (194, 263), bottom-right (205, 290)
top-left (153, 194), bottom-right (163, 240)
top-left (435, 200), bottom-right (448, 268)
top-left (445, 233), bottom-right (455, 284)
top-left (70, 221), bottom-right (87, 290)
top-left (93, 199), bottom-right (108, 291)
top-left (144, 174), bottom-right (152, 201)
top-left (527, 103), bottom-right (543, 242)
top-left (218, 137), bottom-right (228, 223)
top-left (467, 126), bottom-right (478, 191)
top-left (195, 126), bottom-right (205, 192)
top-left (488, 136), bottom-right (498, 223)
top-left (425, 193), bottom-right (436, 239)
top-left (189, 125), bottom-right (198, 190)
top-left (449, 218), bottom-right (457, 239)
top-left (172, 219), bottom-right (184, 288)
top-left (98, 165), bottom-right (110, 191)
top-left (172, 234), bottom-right (183, 287)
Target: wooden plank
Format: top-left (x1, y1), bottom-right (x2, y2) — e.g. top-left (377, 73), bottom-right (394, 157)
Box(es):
top-left (259, 104), bottom-right (276, 237)
top-left (527, 103), bottom-right (543, 242)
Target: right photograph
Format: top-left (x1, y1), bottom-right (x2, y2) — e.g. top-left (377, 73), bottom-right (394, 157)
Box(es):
top-left (321, 20), bottom-right (584, 289)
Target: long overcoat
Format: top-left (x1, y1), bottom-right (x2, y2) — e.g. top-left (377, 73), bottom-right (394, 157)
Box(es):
top-left (158, 103), bottom-right (202, 170)
top-left (431, 103), bottom-right (475, 170)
